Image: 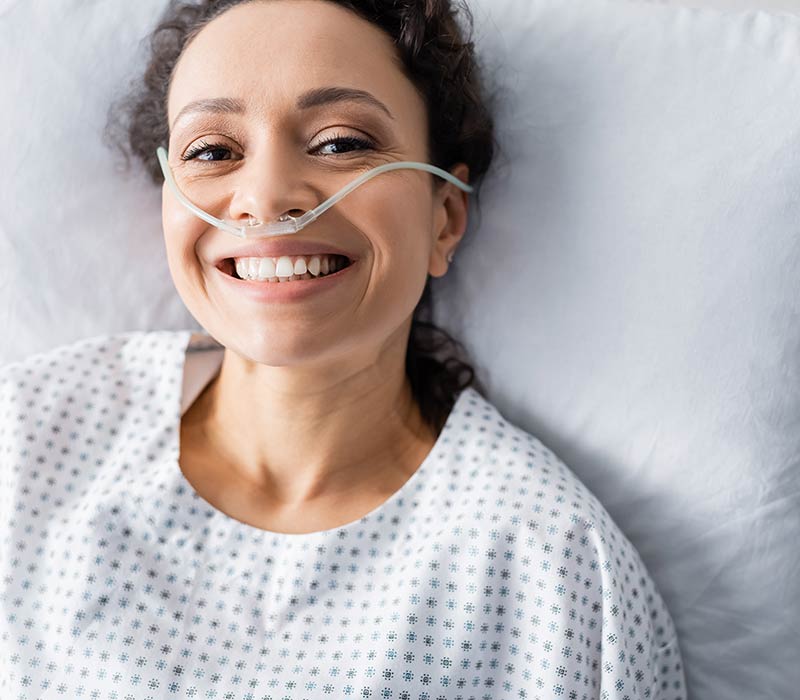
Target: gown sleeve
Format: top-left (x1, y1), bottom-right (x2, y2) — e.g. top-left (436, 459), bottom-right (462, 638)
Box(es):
top-left (510, 455), bottom-right (687, 699)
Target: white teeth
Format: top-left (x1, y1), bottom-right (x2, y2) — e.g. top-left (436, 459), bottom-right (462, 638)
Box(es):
top-left (258, 257), bottom-right (276, 279)
top-left (231, 254), bottom-right (348, 281)
top-left (275, 256), bottom-right (295, 277)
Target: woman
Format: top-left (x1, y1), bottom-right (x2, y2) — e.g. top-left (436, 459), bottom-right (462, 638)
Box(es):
top-left (0, 0), bottom-right (686, 698)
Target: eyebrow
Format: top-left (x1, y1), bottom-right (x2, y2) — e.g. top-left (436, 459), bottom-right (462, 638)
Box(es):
top-left (171, 86), bottom-right (395, 130)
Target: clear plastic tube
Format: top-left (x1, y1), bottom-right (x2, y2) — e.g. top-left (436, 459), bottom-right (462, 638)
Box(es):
top-left (156, 145), bottom-right (473, 239)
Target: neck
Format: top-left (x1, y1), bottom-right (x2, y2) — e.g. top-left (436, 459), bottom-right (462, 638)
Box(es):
top-left (180, 344), bottom-right (436, 509)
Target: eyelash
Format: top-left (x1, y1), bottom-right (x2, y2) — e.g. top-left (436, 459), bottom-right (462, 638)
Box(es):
top-left (181, 132), bottom-right (376, 161)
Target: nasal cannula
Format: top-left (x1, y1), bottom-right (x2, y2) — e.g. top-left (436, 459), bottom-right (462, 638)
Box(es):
top-left (156, 145), bottom-right (473, 240)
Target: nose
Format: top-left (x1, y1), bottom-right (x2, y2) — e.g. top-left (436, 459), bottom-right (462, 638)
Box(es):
top-left (225, 141), bottom-right (317, 225)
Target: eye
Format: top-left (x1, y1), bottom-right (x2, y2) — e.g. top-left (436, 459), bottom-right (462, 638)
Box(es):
top-left (180, 132), bottom-right (376, 162)
top-left (311, 132), bottom-right (375, 156)
top-left (181, 139), bottom-right (231, 162)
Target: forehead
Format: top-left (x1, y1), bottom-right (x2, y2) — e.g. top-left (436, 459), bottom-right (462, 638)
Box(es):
top-left (167, 0), bottom-right (420, 129)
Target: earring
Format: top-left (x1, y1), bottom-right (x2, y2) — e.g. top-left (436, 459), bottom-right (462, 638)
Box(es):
top-left (446, 251), bottom-right (455, 264)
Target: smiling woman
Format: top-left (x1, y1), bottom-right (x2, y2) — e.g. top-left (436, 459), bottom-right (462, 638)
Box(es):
top-left (0, 0), bottom-right (684, 698)
top-left (105, 0), bottom-right (498, 529)
top-left (106, 0), bottom-right (498, 437)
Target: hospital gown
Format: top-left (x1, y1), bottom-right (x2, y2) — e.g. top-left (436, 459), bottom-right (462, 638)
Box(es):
top-left (0, 329), bottom-right (686, 700)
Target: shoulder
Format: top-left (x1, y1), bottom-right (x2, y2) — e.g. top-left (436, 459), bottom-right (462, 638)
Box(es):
top-left (453, 388), bottom-right (658, 572)
top-left (0, 329), bottom-right (193, 384)
top-left (450, 387), bottom-right (616, 533)
top-left (451, 386), bottom-right (686, 698)
top-left (0, 329), bottom-right (199, 522)
top-left (0, 328), bottom-right (194, 438)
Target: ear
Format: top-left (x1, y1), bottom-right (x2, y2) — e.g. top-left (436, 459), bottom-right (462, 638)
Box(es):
top-left (428, 163), bottom-right (470, 279)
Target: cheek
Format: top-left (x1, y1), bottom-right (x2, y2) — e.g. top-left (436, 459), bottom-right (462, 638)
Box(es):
top-left (366, 202), bottom-right (433, 304)
top-left (351, 179), bottom-right (432, 258)
top-left (161, 198), bottom-right (206, 286)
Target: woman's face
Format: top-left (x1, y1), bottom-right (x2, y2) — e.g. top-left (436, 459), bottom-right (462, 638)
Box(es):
top-left (164, 0), bottom-right (468, 371)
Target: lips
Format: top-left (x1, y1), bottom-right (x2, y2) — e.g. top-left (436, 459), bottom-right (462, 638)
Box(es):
top-left (213, 239), bottom-right (357, 266)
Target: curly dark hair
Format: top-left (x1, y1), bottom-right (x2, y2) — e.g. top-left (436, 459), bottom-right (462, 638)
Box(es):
top-left (105, 0), bottom-right (500, 435)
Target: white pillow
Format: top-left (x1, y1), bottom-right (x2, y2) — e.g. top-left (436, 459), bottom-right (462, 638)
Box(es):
top-left (0, 0), bottom-right (198, 360)
top-left (1, 0), bottom-right (798, 697)
top-left (437, 1), bottom-right (800, 698)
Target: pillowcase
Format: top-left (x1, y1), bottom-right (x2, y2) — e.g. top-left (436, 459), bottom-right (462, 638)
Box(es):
top-left (0, 0), bottom-right (199, 362)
